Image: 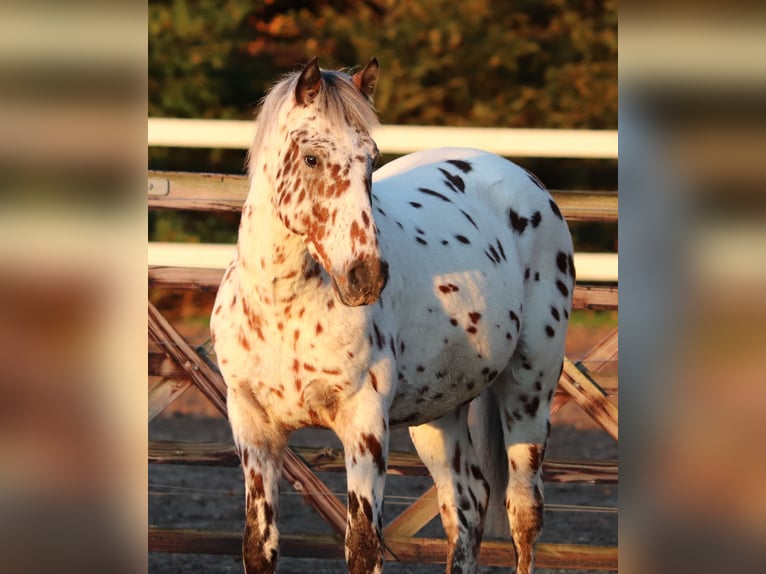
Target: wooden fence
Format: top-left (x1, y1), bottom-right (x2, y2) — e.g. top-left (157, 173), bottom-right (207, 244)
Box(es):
top-left (148, 122), bottom-right (618, 570)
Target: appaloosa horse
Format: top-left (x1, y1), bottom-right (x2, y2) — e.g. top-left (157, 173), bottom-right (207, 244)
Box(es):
top-left (211, 58), bottom-right (574, 573)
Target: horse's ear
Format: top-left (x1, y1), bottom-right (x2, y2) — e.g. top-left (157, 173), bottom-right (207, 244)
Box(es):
top-left (296, 57), bottom-right (322, 106)
top-left (352, 57), bottom-right (379, 101)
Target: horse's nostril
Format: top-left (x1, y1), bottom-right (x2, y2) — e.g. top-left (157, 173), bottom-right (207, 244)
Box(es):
top-left (347, 261), bottom-right (368, 289)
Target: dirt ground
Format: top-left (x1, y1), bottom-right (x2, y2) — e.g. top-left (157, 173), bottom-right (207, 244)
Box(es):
top-left (149, 298), bottom-right (617, 572)
top-left (149, 416), bottom-right (616, 573)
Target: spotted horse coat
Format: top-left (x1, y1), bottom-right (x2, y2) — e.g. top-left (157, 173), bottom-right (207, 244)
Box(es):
top-left (211, 58), bottom-right (575, 574)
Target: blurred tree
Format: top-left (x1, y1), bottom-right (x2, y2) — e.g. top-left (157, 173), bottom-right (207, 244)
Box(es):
top-left (149, 0), bottom-right (616, 127)
top-left (149, 0), bottom-right (617, 249)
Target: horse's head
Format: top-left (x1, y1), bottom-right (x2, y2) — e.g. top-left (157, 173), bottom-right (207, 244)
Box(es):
top-left (270, 58), bottom-right (388, 306)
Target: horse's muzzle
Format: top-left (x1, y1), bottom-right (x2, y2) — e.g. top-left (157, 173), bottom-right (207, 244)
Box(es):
top-left (335, 257), bottom-right (389, 306)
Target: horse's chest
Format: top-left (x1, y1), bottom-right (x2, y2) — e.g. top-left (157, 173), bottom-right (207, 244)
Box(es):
top-left (225, 294), bottom-right (374, 410)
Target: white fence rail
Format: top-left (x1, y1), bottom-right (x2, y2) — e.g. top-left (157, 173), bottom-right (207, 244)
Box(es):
top-left (148, 118), bottom-right (618, 159)
top-left (148, 118), bottom-right (618, 281)
top-left (148, 242), bottom-right (618, 282)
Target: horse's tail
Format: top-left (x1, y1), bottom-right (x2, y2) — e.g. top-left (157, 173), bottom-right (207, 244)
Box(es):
top-left (469, 389), bottom-right (510, 539)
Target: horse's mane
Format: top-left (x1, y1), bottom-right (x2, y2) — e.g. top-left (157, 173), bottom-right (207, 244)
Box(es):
top-left (248, 67), bottom-right (380, 175)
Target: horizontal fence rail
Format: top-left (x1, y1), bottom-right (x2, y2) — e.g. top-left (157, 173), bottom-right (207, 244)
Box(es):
top-left (149, 439), bottom-right (618, 484)
top-left (147, 266), bottom-right (618, 309)
top-left (148, 529), bottom-right (618, 570)
top-left (148, 171), bottom-right (618, 222)
top-left (147, 244), bottom-right (617, 282)
top-left (147, 170), bottom-right (618, 281)
top-left (148, 118), bottom-right (618, 159)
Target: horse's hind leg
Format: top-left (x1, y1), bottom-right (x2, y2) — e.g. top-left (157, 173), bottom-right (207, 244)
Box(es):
top-left (228, 390), bottom-right (288, 574)
top-left (409, 404), bottom-right (490, 574)
top-left (493, 349), bottom-right (562, 574)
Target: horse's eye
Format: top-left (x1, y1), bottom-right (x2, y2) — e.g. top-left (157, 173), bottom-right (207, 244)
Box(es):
top-left (304, 155), bottom-right (318, 168)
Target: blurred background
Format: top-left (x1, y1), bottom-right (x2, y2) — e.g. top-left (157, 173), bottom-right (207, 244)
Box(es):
top-left (0, 0), bottom-right (764, 572)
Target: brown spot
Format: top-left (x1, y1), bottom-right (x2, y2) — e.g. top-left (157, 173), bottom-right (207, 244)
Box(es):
top-left (315, 322), bottom-right (323, 335)
top-left (321, 367), bottom-right (341, 375)
top-left (303, 362), bottom-right (316, 372)
top-left (468, 311), bottom-right (482, 324)
top-left (466, 326), bottom-right (477, 334)
top-left (452, 443), bottom-right (462, 473)
top-left (361, 433), bottom-right (386, 475)
top-left (350, 219), bottom-right (367, 249)
top-left (524, 396), bottom-right (540, 417)
top-left (528, 444), bottom-right (543, 472)
top-left (372, 322), bottom-right (385, 350)
top-left (238, 331), bottom-right (251, 351)
top-left (369, 371), bottom-right (378, 391)
top-left (545, 325), bottom-right (555, 337)
top-left (250, 472), bottom-right (265, 498)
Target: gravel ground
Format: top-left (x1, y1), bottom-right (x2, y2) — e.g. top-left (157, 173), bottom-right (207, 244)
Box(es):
top-left (149, 414), bottom-right (616, 573)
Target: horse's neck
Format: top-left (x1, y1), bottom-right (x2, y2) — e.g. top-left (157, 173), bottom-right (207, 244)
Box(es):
top-left (236, 167), bottom-right (313, 306)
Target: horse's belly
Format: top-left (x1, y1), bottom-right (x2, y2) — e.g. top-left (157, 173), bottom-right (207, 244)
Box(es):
top-left (387, 318), bottom-right (516, 427)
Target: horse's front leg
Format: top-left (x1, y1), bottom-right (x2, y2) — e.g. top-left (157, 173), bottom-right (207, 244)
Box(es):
top-left (334, 384), bottom-right (390, 574)
top-left (228, 387), bottom-right (288, 574)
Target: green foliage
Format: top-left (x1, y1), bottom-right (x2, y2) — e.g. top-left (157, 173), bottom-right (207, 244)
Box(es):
top-left (148, 0), bottom-right (617, 249)
top-left (149, 0), bottom-right (617, 128)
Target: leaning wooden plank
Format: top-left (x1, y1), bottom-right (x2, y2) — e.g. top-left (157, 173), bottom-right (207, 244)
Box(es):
top-left (383, 486), bottom-right (438, 539)
top-left (559, 358), bottom-right (619, 441)
top-left (149, 340), bottom-right (188, 376)
top-left (578, 327), bottom-right (618, 375)
top-left (148, 302), bottom-right (349, 536)
top-left (149, 266), bottom-right (617, 310)
top-left (148, 376), bottom-right (192, 422)
top-left (148, 528), bottom-right (618, 570)
top-left (148, 302), bottom-right (228, 415)
top-left (551, 328), bottom-right (618, 416)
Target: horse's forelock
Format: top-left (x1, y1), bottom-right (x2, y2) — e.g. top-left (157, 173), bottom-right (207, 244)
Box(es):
top-left (248, 67), bottom-right (379, 176)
